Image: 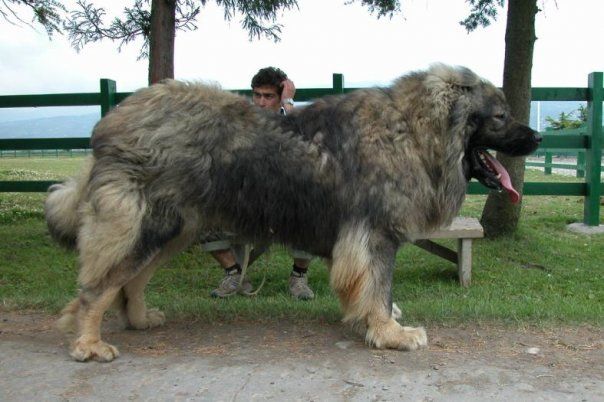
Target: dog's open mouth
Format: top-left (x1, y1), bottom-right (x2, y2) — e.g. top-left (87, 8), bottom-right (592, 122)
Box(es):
top-left (471, 148), bottom-right (520, 203)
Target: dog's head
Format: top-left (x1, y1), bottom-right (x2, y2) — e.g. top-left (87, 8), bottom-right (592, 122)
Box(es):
top-left (462, 83), bottom-right (541, 203)
top-left (428, 65), bottom-right (541, 203)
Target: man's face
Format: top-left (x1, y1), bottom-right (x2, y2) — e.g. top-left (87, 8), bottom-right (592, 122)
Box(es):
top-left (252, 85), bottom-right (281, 112)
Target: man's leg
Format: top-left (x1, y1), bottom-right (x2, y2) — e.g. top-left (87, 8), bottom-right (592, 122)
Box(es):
top-left (289, 250), bottom-right (315, 300)
top-left (200, 240), bottom-right (252, 297)
top-left (211, 248), bottom-right (237, 268)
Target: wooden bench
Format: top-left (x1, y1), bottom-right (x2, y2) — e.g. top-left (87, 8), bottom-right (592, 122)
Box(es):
top-left (413, 217), bottom-right (484, 287)
top-left (233, 216), bottom-right (483, 287)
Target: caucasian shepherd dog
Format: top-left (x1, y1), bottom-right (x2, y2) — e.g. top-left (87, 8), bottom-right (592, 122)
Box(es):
top-left (45, 64), bottom-right (541, 362)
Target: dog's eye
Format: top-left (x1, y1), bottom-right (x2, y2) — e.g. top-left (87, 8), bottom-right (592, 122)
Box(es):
top-left (490, 112), bottom-right (507, 130)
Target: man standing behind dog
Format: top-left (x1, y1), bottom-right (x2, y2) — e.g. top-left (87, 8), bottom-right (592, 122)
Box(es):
top-left (202, 67), bottom-right (315, 300)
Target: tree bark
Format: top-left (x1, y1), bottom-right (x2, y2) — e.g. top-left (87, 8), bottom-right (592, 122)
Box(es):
top-left (480, 0), bottom-right (538, 237)
top-left (148, 0), bottom-right (176, 84)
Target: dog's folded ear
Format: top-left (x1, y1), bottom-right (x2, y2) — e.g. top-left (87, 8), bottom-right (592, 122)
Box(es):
top-left (425, 63), bottom-right (480, 92)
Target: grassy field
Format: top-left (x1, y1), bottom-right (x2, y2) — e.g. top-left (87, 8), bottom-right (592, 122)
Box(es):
top-left (0, 156), bottom-right (602, 326)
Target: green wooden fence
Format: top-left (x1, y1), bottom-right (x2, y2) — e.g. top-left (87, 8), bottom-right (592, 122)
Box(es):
top-left (526, 127), bottom-right (588, 177)
top-left (526, 124), bottom-right (604, 178)
top-left (1, 73), bottom-right (602, 225)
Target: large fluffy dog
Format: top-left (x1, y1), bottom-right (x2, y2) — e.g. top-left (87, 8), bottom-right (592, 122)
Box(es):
top-left (45, 64), bottom-right (540, 362)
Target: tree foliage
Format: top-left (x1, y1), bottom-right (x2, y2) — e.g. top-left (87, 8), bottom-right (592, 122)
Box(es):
top-left (61, 0), bottom-right (414, 83)
top-left (65, 0), bottom-right (199, 59)
top-left (347, 0), bottom-right (401, 18)
top-left (216, 0), bottom-right (299, 41)
top-left (546, 105), bottom-right (588, 130)
top-left (63, 0), bottom-right (415, 59)
top-left (0, 0), bottom-right (66, 38)
top-left (460, 0), bottom-right (505, 32)
top-left (64, 0), bottom-right (302, 59)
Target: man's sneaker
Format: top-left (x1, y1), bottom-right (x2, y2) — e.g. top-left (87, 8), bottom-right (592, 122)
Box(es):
top-left (210, 273), bottom-right (252, 298)
top-left (289, 273), bottom-right (315, 300)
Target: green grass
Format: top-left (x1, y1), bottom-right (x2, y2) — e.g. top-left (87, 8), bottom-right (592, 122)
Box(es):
top-left (0, 156), bottom-right (85, 178)
top-left (0, 157), bottom-right (84, 224)
top-left (0, 158), bottom-right (602, 327)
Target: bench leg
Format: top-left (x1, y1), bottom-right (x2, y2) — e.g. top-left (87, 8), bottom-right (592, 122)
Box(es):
top-left (457, 238), bottom-right (472, 287)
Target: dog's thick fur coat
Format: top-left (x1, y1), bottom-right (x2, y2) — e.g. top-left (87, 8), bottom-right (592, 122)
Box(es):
top-left (46, 64), bottom-right (540, 361)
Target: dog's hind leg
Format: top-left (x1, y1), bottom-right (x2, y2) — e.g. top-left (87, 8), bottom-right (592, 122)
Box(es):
top-left (71, 284), bottom-right (123, 362)
top-left (72, 251), bottom-right (177, 361)
top-left (121, 260), bottom-right (165, 330)
top-left (121, 211), bottom-right (199, 330)
top-left (330, 222), bottom-right (427, 351)
top-left (66, 182), bottom-right (152, 362)
top-left (71, 252), bottom-right (169, 362)
top-left (64, 176), bottom-right (197, 361)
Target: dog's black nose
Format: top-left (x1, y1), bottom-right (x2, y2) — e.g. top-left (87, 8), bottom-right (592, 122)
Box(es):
top-left (533, 132), bottom-right (542, 143)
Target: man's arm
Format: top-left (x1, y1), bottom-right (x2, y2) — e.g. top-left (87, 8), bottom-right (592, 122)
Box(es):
top-left (280, 79), bottom-right (296, 114)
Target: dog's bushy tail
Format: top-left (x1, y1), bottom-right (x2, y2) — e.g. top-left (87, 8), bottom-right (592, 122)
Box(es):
top-left (44, 158), bottom-right (93, 249)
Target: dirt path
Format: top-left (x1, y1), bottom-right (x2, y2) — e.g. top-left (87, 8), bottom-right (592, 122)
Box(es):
top-left (1, 311), bottom-right (602, 401)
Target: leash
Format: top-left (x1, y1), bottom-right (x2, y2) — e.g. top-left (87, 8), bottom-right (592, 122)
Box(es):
top-left (237, 243), bottom-right (267, 296)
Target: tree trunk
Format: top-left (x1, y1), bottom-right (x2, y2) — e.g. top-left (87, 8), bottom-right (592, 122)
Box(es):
top-left (480, 0), bottom-right (538, 237)
top-left (148, 0), bottom-right (176, 84)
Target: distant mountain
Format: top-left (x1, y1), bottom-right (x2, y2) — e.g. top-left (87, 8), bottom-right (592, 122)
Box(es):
top-left (0, 101), bottom-right (588, 140)
top-left (0, 113), bottom-right (100, 139)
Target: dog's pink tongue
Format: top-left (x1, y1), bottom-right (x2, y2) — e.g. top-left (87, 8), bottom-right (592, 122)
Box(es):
top-left (482, 152), bottom-right (520, 203)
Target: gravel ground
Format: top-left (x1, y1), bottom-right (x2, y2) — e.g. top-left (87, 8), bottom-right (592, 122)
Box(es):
top-left (1, 311), bottom-right (602, 401)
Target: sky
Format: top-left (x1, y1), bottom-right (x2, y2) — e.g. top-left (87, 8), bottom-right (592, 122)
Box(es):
top-left (1, 1), bottom-right (603, 100)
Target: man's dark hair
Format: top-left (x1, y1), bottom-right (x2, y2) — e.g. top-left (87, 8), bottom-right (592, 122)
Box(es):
top-left (251, 67), bottom-right (288, 95)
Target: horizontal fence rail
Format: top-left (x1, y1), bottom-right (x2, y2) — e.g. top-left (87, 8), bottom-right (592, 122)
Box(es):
top-left (1, 73), bottom-right (602, 225)
top-left (0, 138), bottom-right (90, 150)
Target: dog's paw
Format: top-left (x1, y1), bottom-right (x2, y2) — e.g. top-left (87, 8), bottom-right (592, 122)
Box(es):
top-left (366, 319), bottom-right (428, 351)
top-left (128, 308), bottom-right (165, 330)
top-left (401, 326), bottom-right (428, 349)
top-left (145, 308), bottom-right (166, 328)
top-left (71, 338), bottom-right (120, 362)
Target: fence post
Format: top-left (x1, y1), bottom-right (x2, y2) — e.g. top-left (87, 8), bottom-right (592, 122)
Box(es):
top-left (544, 152), bottom-right (552, 175)
top-left (576, 150), bottom-right (585, 178)
top-left (332, 73), bottom-right (344, 94)
top-left (542, 127), bottom-right (553, 175)
top-left (583, 72), bottom-right (603, 226)
top-left (100, 78), bottom-right (117, 117)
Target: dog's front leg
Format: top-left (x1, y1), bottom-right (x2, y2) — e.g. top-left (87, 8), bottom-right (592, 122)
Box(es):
top-left (330, 222), bottom-right (427, 350)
